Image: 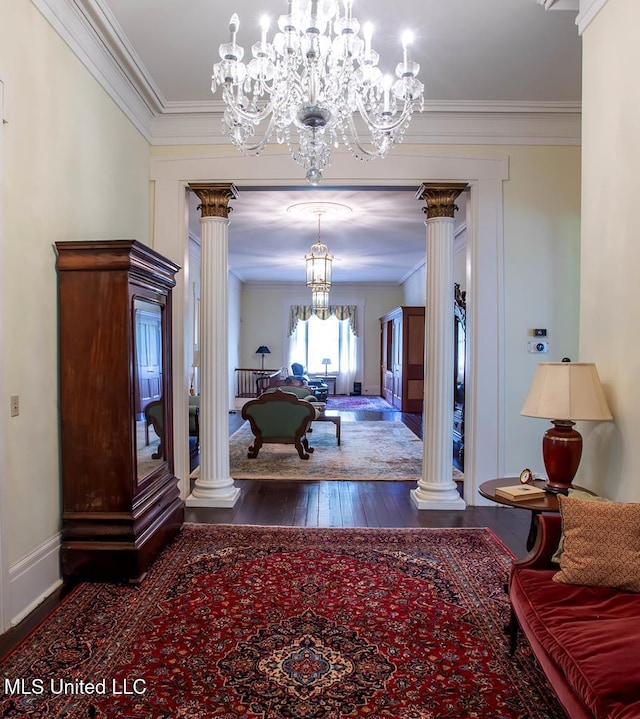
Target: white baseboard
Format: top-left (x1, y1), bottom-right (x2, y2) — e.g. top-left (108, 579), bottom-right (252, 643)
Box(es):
top-left (9, 533), bottom-right (62, 627)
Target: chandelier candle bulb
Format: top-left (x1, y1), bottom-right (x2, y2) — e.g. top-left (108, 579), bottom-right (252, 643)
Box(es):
top-left (402, 31), bottom-right (411, 68)
top-left (383, 75), bottom-right (392, 114)
top-left (229, 13), bottom-right (239, 43)
top-left (363, 22), bottom-right (372, 55)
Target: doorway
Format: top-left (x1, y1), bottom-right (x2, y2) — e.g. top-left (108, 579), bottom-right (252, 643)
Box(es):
top-left (151, 151), bottom-right (507, 505)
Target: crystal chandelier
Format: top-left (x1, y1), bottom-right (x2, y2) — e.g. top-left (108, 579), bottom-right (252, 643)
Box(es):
top-left (211, 0), bottom-right (424, 185)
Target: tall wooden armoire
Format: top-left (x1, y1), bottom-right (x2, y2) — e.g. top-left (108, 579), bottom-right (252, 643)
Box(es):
top-left (55, 240), bottom-right (184, 582)
top-left (379, 306), bottom-right (425, 412)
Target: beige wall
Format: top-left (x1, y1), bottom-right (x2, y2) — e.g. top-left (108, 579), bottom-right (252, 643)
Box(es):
top-left (240, 284), bottom-right (403, 394)
top-left (228, 272), bottom-right (242, 404)
top-left (0, 0), bottom-right (150, 566)
top-left (502, 146), bottom-right (581, 474)
top-left (580, 0), bottom-right (640, 501)
top-left (381, 146), bottom-right (580, 476)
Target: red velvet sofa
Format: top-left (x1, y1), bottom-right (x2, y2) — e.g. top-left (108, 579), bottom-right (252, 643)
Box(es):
top-left (509, 514), bottom-right (640, 719)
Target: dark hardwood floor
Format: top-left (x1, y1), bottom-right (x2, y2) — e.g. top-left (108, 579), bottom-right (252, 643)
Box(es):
top-left (187, 406), bottom-right (530, 556)
top-left (0, 404), bottom-right (530, 659)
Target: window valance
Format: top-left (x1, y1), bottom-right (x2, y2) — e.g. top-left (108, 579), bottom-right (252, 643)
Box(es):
top-left (289, 305), bottom-right (358, 337)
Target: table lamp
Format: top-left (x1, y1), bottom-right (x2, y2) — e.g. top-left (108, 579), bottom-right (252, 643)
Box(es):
top-left (521, 360), bottom-right (612, 494)
top-left (255, 345), bottom-right (271, 370)
top-left (321, 357), bottom-right (331, 375)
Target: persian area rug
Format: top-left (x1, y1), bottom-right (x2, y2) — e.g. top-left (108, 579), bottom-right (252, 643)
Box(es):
top-left (324, 395), bottom-right (400, 411)
top-left (202, 420), bottom-right (462, 482)
top-left (0, 525), bottom-right (564, 719)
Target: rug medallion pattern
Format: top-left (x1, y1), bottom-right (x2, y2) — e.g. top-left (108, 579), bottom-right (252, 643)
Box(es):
top-left (0, 525), bottom-right (564, 718)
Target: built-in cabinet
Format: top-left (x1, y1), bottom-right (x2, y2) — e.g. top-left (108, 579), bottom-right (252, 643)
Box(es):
top-left (55, 240), bottom-right (184, 582)
top-left (380, 306), bottom-right (425, 413)
top-left (380, 294), bottom-right (466, 473)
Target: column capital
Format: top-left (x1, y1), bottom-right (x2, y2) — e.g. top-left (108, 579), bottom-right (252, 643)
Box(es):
top-left (416, 183), bottom-right (467, 219)
top-left (189, 183), bottom-right (239, 219)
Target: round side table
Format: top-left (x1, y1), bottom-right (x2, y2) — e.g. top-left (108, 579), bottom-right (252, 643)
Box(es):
top-left (478, 478), bottom-right (592, 551)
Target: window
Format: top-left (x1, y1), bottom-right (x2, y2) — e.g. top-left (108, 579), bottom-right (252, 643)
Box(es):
top-left (289, 313), bottom-right (358, 394)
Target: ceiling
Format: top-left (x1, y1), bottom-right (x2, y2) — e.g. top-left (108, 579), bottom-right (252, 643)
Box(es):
top-left (98, 0), bottom-right (582, 283)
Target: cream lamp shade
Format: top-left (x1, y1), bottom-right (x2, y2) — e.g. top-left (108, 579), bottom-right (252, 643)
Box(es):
top-left (521, 362), bottom-right (612, 422)
top-left (521, 361), bottom-right (612, 493)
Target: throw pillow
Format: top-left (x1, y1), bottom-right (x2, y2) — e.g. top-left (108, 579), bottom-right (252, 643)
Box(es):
top-left (550, 489), bottom-right (611, 564)
top-left (553, 495), bottom-right (640, 593)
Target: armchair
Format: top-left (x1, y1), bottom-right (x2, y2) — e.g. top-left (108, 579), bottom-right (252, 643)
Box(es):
top-left (241, 388), bottom-right (316, 459)
top-left (289, 362), bottom-right (329, 401)
top-left (291, 362), bottom-right (307, 380)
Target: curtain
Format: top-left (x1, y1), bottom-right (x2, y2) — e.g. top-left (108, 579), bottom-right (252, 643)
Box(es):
top-left (288, 304), bottom-right (358, 336)
top-left (336, 318), bottom-right (357, 394)
top-left (288, 306), bottom-right (359, 393)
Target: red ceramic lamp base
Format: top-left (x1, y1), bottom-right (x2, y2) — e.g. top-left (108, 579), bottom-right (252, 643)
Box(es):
top-left (542, 420), bottom-right (583, 494)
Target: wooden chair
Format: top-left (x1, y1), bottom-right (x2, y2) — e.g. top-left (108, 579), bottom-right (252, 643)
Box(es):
top-left (241, 389), bottom-right (316, 459)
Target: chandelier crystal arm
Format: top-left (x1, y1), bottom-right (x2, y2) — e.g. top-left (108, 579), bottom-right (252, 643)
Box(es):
top-left (227, 113), bottom-right (277, 156)
top-left (353, 94), bottom-right (417, 136)
top-left (222, 86), bottom-right (274, 124)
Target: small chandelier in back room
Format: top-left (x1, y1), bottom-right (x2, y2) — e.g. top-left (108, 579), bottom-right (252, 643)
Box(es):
top-left (210, 0), bottom-right (424, 185)
top-left (306, 213), bottom-right (333, 288)
top-left (306, 211), bottom-right (333, 317)
top-left (289, 201), bottom-right (351, 318)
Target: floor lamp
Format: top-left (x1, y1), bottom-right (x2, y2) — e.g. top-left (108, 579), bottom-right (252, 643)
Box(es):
top-left (256, 345), bottom-right (271, 371)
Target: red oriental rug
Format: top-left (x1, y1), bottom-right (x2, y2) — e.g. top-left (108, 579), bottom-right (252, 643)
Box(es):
top-left (0, 525), bottom-right (564, 719)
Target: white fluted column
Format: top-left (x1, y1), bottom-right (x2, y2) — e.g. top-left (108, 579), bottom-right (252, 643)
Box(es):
top-left (412, 184), bottom-right (467, 510)
top-left (186, 184), bottom-right (240, 507)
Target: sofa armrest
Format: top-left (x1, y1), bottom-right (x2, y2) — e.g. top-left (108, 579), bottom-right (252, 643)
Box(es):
top-left (513, 514), bottom-right (562, 571)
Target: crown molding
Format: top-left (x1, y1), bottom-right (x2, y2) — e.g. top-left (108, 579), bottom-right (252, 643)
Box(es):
top-left (32, 0), bottom-right (157, 141)
top-left (75, 0), bottom-right (165, 113)
top-left (537, 0), bottom-right (579, 10)
top-left (244, 281), bottom-right (402, 292)
top-left (576, 0), bottom-right (610, 35)
top-left (37, 0), bottom-right (582, 147)
top-left (152, 103), bottom-right (581, 147)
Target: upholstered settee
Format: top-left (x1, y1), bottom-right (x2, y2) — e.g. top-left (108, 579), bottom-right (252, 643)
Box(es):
top-left (241, 388), bottom-right (317, 459)
top-left (262, 384), bottom-right (316, 402)
top-left (509, 504), bottom-right (640, 719)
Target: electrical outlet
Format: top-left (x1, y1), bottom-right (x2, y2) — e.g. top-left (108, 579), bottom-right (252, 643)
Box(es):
top-left (10, 395), bottom-right (19, 417)
top-left (528, 341), bottom-right (549, 354)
